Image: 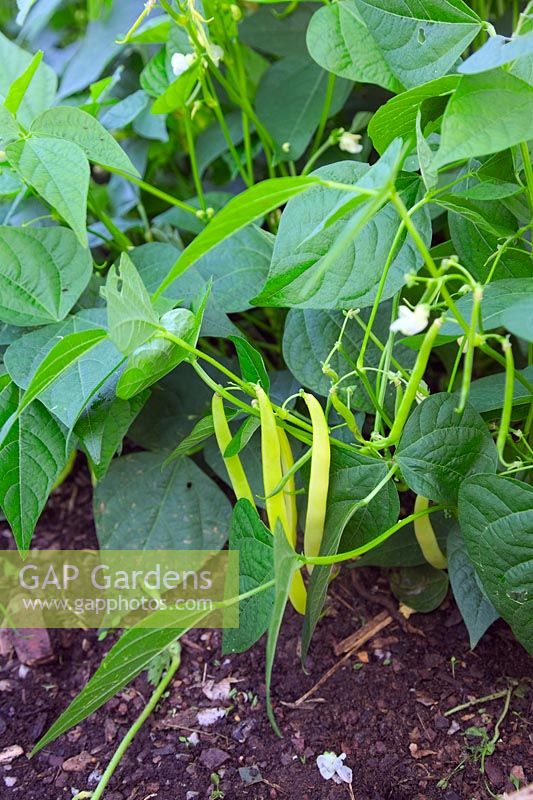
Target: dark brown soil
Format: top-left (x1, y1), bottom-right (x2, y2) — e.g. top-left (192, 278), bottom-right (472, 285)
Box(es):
top-left (0, 463), bottom-right (531, 800)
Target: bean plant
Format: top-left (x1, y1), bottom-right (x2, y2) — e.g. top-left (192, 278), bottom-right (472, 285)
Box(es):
top-left (0, 0), bottom-right (532, 764)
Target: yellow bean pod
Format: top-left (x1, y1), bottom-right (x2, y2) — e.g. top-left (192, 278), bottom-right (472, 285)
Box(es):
top-left (277, 428), bottom-right (297, 547)
top-left (413, 495), bottom-right (447, 570)
top-left (256, 385), bottom-right (306, 615)
top-left (301, 392), bottom-right (331, 572)
top-left (211, 394), bottom-right (255, 505)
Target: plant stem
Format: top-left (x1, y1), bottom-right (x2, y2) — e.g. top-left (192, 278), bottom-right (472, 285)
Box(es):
top-left (301, 503), bottom-right (445, 566)
top-left (183, 110), bottom-right (206, 211)
top-left (519, 141), bottom-right (533, 214)
top-left (391, 193), bottom-right (469, 335)
top-left (311, 71), bottom-right (336, 153)
top-left (109, 168), bottom-right (198, 217)
top-left (89, 649), bottom-right (181, 800)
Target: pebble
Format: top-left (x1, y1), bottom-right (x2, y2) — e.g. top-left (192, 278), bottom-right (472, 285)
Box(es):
top-left (4, 777), bottom-right (17, 788)
top-left (198, 748), bottom-right (230, 770)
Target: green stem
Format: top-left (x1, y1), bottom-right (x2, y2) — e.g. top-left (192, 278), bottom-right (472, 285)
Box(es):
top-left (376, 317), bottom-right (444, 447)
top-left (311, 72), bottom-right (336, 153)
top-left (108, 168), bottom-right (198, 217)
top-left (519, 141), bottom-right (533, 215)
top-left (89, 648), bottom-right (181, 800)
top-left (391, 193), bottom-right (469, 335)
top-left (183, 110), bottom-right (206, 211)
top-left (301, 502), bottom-right (445, 566)
top-left (497, 339), bottom-right (515, 464)
top-left (456, 285), bottom-right (482, 413)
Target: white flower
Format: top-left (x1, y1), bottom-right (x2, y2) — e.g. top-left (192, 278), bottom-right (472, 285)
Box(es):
top-left (210, 44), bottom-right (224, 66)
top-left (171, 52), bottom-right (196, 78)
top-left (339, 132), bottom-right (363, 155)
top-left (316, 751), bottom-right (353, 785)
top-left (390, 305), bottom-right (429, 336)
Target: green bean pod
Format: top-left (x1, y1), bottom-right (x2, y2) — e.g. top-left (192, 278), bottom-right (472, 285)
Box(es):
top-left (330, 387), bottom-right (364, 443)
top-left (301, 392), bottom-right (331, 572)
top-left (212, 394), bottom-right (255, 505)
top-left (413, 495), bottom-right (447, 570)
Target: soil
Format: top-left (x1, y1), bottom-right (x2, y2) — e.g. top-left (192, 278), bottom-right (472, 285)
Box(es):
top-left (0, 463), bottom-right (531, 800)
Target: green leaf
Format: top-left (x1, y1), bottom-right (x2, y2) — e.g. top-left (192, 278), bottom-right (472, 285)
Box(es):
top-left (74, 391), bottom-right (149, 481)
top-left (302, 449), bottom-right (399, 659)
top-left (282, 305), bottom-right (415, 411)
top-left (154, 177), bottom-right (319, 297)
top-left (502, 298), bottom-right (533, 342)
top-left (224, 417), bottom-right (260, 458)
top-left (6, 136), bottom-right (90, 245)
top-left (0, 226), bottom-right (92, 326)
top-left (18, 329), bottom-right (108, 414)
top-left (449, 213), bottom-right (532, 282)
top-left (151, 63), bottom-right (200, 114)
top-left (0, 381), bottom-right (68, 553)
top-left (459, 32), bottom-right (533, 75)
top-left (447, 528), bottom-right (499, 648)
top-left (435, 70), bottom-right (533, 168)
top-left (368, 75), bottom-right (459, 154)
top-left (253, 160), bottom-right (430, 309)
top-left (32, 626), bottom-right (185, 754)
top-left (204, 431), bottom-right (265, 508)
top-left (442, 279), bottom-right (533, 336)
top-left (396, 393), bottom-right (498, 506)
top-left (354, 0), bottom-right (481, 89)
top-left (355, 519), bottom-right (445, 567)
top-left (459, 474), bottom-right (533, 653)
top-left (94, 450), bottom-right (231, 550)
top-left (128, 364), bottom-right (211, 452)
top-left (31, 106), bottom-right (139, 175)
top-left (4, 309), bottom-right (125, 431)
top-left (255, 56), bottom-right (351, 161)
top-left (239, 5), bottom-right (315, 58)
top-left (105, 253), bottom-right (160, 356)
top-left (0, 107), bottom-right (19, 149)
top-left (390, 564), bottom-right (449, 612)
top-left (222, 500), bottom-right (275, 654)
top-left (3, 50), bottom-right (43, 116)
top-left (306, 0), bottom-right (402, 91)
top-left (467, 367), bottom-right (533, 414)
top-left (0, 31), bottom-right (57, 127)
top-left (229, 336), bottom-right (269, 391)
top-left (131, 229), bottom-right (273, 317)
top-left (266, 522), bottom-right (300, 735)
top-left (116, 304), bottom-right (201, 399)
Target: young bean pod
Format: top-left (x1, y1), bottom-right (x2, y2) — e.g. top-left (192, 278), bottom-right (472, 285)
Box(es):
top-left (277, 428), bottom-right (298, 547)
top-left (211, 394), bottom-right (255, 506)
top-left (256, 385), bottom-right (307, 615)
top-left (413, 495), bottom-right (447, 570)
top-left (301, 392), bottom-right (331, 572)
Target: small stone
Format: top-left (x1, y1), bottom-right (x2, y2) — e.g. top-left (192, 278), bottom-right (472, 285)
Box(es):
top-left (186, 792), bottom-right (199, 800)
top-left (239, 765), bottom-right (262, 786)
top-left (4, 777), bottom-right (17, 788)
top-left (484, 761), bottom-right (504, 787)
top-left (62, 751), bottom-right (96, 772)
top-left (88, 769), bottom-right (103, 785)
top-left (198, 748), bottom-right (230, 770)
top-left (231, 718), bottom-right (256, 743)
top-left (0, 745), bottom-right (23, 764)
top-left (434, 715), bottom-right (449, 731)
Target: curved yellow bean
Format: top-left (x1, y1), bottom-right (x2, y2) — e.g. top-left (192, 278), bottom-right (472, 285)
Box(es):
top-left (277, 428), bottom-right (297, 547)
top-left (211, 394), bottom-right (255, 505)
top-left (256, 385), bottom-right (306, 615)
top-left (413, 495), bottom-right (447, 570)
top-left (301, 392), bottom-right (330, 572)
